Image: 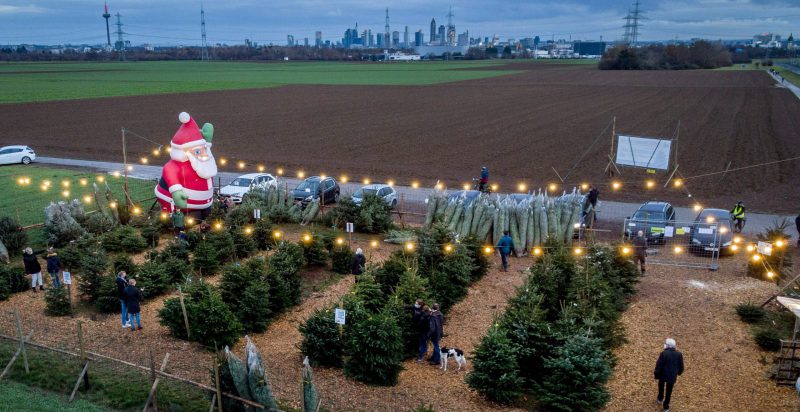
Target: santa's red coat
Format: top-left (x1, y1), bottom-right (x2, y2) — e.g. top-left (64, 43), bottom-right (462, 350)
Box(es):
top-left (154, 159), bottom-right (213, 211)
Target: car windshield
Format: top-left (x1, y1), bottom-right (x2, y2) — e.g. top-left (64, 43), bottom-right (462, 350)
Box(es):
top-left (633, 210), bottom-right (665, 220)
top-left (355, 188), bottom-right (377, 198)
top-left (229, 178), bottom-right (252, 187)
top-left (297, 181), bottom-right (319, 192)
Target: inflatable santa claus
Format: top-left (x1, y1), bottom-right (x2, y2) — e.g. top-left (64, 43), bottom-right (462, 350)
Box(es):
top-left (154, 112), bottom-right (218, 217)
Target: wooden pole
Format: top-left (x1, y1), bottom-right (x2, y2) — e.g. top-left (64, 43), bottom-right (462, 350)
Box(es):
top-left (142, 353), bottom-right (171, 412)
top-left (208, 394), bottom-right (216, 412)
top-left (68, 361), bottom-right (90, 402)
top-left (13, 310), bottom-right (28, 373)
top-left (77, 320), bottom-right (91, 389)
top-left (122, 128), bottom-right (131, 206)
top-left (213, 357), bottom-right (224, 412)
top-left (0, 331), bottom-right (32, 380)
top-left (177, 286), bottom-right (191, 339)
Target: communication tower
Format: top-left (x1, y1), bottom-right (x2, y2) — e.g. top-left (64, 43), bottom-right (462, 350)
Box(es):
top-left (102, 2), bottom-right (111, 47)
top-left (201, 3), bottom-right (209, 61)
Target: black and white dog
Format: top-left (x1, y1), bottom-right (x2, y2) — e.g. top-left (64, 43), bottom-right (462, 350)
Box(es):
top-left (439, 346), bottom-right (467, 372)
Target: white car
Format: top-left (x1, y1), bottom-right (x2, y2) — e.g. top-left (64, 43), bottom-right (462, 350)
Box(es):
top-left (0, 146), bottom-right (36, 165)
top-left (352, 184), bottom-right (397, 208)
top-left (219, 173), bottom-right (277, 203)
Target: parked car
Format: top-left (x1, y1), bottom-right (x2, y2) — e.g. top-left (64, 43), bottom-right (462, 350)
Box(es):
top-left (624, 201), bottom-right (676, 244)
top-left (0, 146), bottom-right (36, 165)
top-left (352, 184), bottom-right (397, 208)
top-left (689, 208), bottom-right (734, 254)
top-left (292, 176), bottom-right (340, 206)
top-left (219, 173), bottom-right (277, 203)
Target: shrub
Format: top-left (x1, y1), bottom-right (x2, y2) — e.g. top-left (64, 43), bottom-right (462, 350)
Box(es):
top-left (193, 241), bottom-right (221, 276)
top-left (466, 325), bottom-right (523, 404)
top-left (427, 249), bottom-right (473, 313)
top-left (754, 328), bottom-right (782, 351)
top-left (300, 237), bottom-right (329, 267)
top-left (139, 220), bottom-right (161, 248)
top-left (530, 245), bottom-right (576, 322)
top-left (500, 292), bottom-right (557, 385)
top-left (225, 201), bottom-right (256, 227)
top-left (158, 240), bottom-right (191, 263)
top-left (112, 255), bottom-right (137, 277)
top-left (0, 217), bottom-right (27, 255)
top-left (356, 193), bottom-right (393, 234)
top-left (135, 261), bottom-right (171, 298)
top-left (44, 286), bottom-right (72, 316)
top-left (82, 212), bottom-right (116, 235)
top-left (534, 334), bottom-right (611, 412)
top-left (300, 307), bottom-right (344, 367)
top-left (0, 264), bottom-right (28, 300)
top-left (266, 242), bottom-right (305, 313)
top-left (59, 239), bottom-right (89, 271)
top-left (375, 252), bottom-right (408, 296)
top-left (461, 235), bottom-right (490, 282)
top-left (344, 310), bottom-right (403, 386)
top-left (101, 226), bottom-right (147, 253)
top-left (161, 256), bottom-right (191, 284)
top-left (77, 248), bottom-right (109, 302)
top-left (237, 281), bottom-right (272, 332)
top-left (735, 303), bottom-right (766, 323)
top-left (94, 274), bottom-right (121, 313)
top-left (220, 261), bottom-right (262, 309)
top-left (352, 273), bottom-right (385, 313)
top-left (158, 279), bottom-right (243, 348)
top-left (252, 218), bottom-right (274, 250)
top-left (232, 228), bottom-right (257, 259)
top-left (206, 230), bottom-right (236, 262)
top-left (330, 245), bottom-right (354, 274)
top-left (44, 201), bottom-right (87, 247)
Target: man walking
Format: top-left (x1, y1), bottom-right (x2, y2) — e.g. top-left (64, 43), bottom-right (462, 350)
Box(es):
top-left (116, 271), bottom-right (129, 328)
top-left (495, 230), bottom-right (514, 272)
top-left (654, 338), bottom-right (684, 412)
top-left (22, 247), bottom-right (43, 293)
top-left (428, 303), bottom-right (443, 366)
top-left (731, 200), bottom-right (746, 233)
top-left (632, 230), bottom-right (648, 275)
top-left (124, 278), bottom-right (144, 331)
top-left (45, 247), bottom-right (62, 288)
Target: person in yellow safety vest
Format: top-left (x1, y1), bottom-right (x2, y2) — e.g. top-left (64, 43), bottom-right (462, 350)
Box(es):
top-left (731, 200), bottom-right (746, 233)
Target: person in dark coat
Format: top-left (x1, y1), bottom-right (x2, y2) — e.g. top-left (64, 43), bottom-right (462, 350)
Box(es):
top-left (795, 211), bottom-right (800, 247)
top-left (45, 247), bottom-right (61, 289)
top-left (495, 230), bottom-right (514, 272)
top-left (632, 230), bottom-right (648, 275)
top-left (405, 299), bottom-right (429, 362)
top-left (428, 303), bottom-right (444, 365)
top-left (123, 278), bottom-right (143, 331)
top-left (654, 338), bottom-right (684, 412)
top-left (351, 248), bottom-right (366, 275)
top-left (115, 271), bottom-right (129, 328)
top-left (22, 247), bottom-right (43, 293)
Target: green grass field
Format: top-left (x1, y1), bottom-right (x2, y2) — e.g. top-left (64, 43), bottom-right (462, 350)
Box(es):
top-left (0, 381), bottom-right (111, 412)
top-left (0, 60), bottom-right (520, 104)
top-left (0, 164), bottom-right (155, 248)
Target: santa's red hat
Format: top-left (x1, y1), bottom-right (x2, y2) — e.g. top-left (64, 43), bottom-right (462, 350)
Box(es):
top-left (171, 112), bottom-right (205, 150)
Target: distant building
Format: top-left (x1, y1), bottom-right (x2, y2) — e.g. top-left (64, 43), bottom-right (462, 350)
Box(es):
top-left (573, 41), bottom-right (606, 56)
top-left (343, 28), bottom-right (362, 48)
top-left (404, 26), bottom-right (409, 48)
top-left (753, 33), bottom-right (781, 48)
top-left (304, 38), bottom-right (309, 47)
top-left (315, 31), bottom-right (322, 47)
top-left (457, 31), bottom-right (469, 47)
top-left (367, 29), bottom-right (374, 47)
top-left (415, 30), bottom-right (424, 47)
top-left (392, 31), bottom-right (400, 47)
top-left (287, 35), bottom-right (294, 47)
top-left (430, 18), bottom-right (437, 44)
top-left (438, 25), bottom-right (446, 45)
top-left (377, 33), bottom-right (384, 48)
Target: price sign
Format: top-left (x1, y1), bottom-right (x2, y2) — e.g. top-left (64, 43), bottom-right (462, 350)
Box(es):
top-left (334, 308), bottom-right (346, 325)
top-left (254, 209), bottom-right (262, 219)
top-left (346, 222), bottom-right (354, 233)
top-left (62, 271), bottom-right (72, 285)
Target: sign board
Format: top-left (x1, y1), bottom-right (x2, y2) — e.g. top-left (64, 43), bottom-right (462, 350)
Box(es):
top-left (345, 222), bottom-right (354, 233)
top-left (253, 209), bottom-right (262, 219)
top-left (62, 271), bottom-right (72, 285)
top-left (334, 308), bottom-right (346, 325)
top-left (664, 226), bottom-right (675, 238)
top-left (757, 241), bottom-right (773, 256)
top-left (615, 135), bottom-right (672, 170)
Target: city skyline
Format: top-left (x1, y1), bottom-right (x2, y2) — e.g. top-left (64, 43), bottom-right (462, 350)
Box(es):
top-left (1, 0), bottom-right (799, 46)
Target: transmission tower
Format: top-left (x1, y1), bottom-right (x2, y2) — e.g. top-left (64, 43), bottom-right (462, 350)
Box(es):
top-left (446, 6), bottom-right (455, 46)
top-left (114, 12), bottom-right (125, 61)
top-left (622, 1), bottom-right (644, 44)
top-left (384, 8), bottom-right (390, 48)
top-left (200, 3), bottom-right (209, 61)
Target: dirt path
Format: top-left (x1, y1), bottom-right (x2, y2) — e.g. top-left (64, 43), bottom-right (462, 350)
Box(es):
top-left (606, 258), bottom-right (800, 411)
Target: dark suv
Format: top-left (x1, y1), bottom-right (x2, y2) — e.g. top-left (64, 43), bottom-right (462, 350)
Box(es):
top-left (292, 176), bottom-right (340, 206)
top-left (624, 201), bottom-right (676, 244)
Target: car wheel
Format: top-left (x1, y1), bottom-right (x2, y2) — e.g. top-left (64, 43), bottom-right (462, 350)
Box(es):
top-left (21, 156), bottom-right (31, 165)
top-left (391, 199), bottom-right (397, 209)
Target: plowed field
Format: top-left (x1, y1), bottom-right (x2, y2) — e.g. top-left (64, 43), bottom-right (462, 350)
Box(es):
top-left (1, 62), bottom-right (798, 212)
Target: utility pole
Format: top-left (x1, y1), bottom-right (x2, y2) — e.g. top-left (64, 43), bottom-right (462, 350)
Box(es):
top-left (102, 2), bottom-right (111, 47)
top-left (200, 3), bottom-right (209, 61)
top-left (114, 12), bottom-right (125, 61)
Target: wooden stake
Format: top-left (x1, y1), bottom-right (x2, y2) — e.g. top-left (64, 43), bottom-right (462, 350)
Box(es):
top-left (0, 331), bottom-right (33, 380)
top-left (177, 286), bottom-right (191, 339)
top-left (213, 357), bottom-right (223, 412)
top-left (142, 352), bottom-right (171, 412)
top-left (69, 361), bottom-right (90, 402)
top-left (208, 394), bottom-right (216, 412)
top-left (13, 310), bottom-right (28, 373)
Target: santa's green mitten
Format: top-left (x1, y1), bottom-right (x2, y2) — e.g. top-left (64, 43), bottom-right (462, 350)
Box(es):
top-left (172, 190), bottom-right (188, 209)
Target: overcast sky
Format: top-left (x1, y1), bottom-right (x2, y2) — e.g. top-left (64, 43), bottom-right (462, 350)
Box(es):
top-left (1, 0), bottom-right (799, 46)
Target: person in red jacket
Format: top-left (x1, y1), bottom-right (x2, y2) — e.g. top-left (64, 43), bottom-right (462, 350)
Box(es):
top-left (155, 112), bottom-right (218, 218)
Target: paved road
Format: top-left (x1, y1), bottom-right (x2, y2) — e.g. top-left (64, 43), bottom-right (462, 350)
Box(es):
top-left (37, 156), bottom-right (798, 239)
top-left (770, 66), bottom-right (800, 100)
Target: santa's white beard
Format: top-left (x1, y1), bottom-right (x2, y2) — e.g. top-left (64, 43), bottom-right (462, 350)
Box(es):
top-left (187, 151), bottom-right (218, 179)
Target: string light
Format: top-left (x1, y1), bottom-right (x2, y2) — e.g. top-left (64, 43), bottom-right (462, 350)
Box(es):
top-left (79, 178), bottom-right (88, 186)
top-left (548, 183), bottom-right (557, 192)
top-left (238, 161), bottom-right (246, 170)
top-left (61, 180), bottom-right (70, 188)
top-left (405, 242), bottom-right (415, 252)
top-left (693, 204), bottom-right (702, 212)
top-left (40, 184), bottom-right (48, 191)
top-left (297, 171), bottom-right (305, 178)
top-left (706, 216), bottom-right (715, 223)
top-left (767, 271), bottom-right (775, 279)
top-left (764, 246), bottom-right (773, 255)
top-left (340, 175), bottom-right (348, 183)
top-left (276, 168), bottom-right (284, 175)
top-left (746, 244), bottom-right (755, 252)
top-left (244, 227), bottom-right (253, 235)
top-left (219, 158), bottom-right (227, 166)
top-left (186, 217), bottom-right (195, 225)
top-left (573, 247), bottom-right (583, 256)
top-left (483, 246), bottom-right (493, 255)
top-left (490, 184), bottom-right (498, 192)
top-left (775, 239), bottom-right (785, 248)
top-left (752, 254), bottom-right (761, 262)
top-left (42, 180), bottom-right (51, 187)
top-left (131, 206), bottom-right (141, 215)
top-left (61, 190), bottom-right (70, 198)
top-left (733, 236), bottom-right (742, 244)
top-left (152, 148), bottom-right (161, 156)
top-left (82, 195), bottom-right (92, 204)
top-left (109, 172), bottom-right (118, 178)
top-left (645, 180), bottom-right (655, 189)
top-left (519, 183), bottom-right (528, 192)
top-left (363, 178), bottom-right (371, 185)
top-left (258, 165), bottom-right (265, 172)
top-left (611, 181), bottom-right (621, 190)
top-left (435, 182), bottom-right (443, 190)
top-left (109, 201), bottom-right (117, 209)
top-left (719, 226), bottom-right (728, 234)
top-left (16, 177), bottom-right (25, 185)
top-left (463, 183), bottom-right (470, 191)
top-left (387, 180), bottom-right (395, 187)
top-left (673, 179), bottom-right (683, 187)
top-left (126, 165), bottom-right (133, 172)
top-left (730, 244), bottom-right (739, 252)
top-left (336, 237), bottom-right (344, 245)
top-left (444, 244), bottom-right (453, 253)
top-left (158, 212), bottom-right (167, 220)
top-left (303, 234), bottom-right (312, 242)
top-left (580, 183), bottom-right (589, 191)
top-left (411, 181), bottom-right (419, 189)
top-left (140, 157), bottom-right (149, 164)
top-left (165, 147), bottom-right (172, 153)
top-left (533, 247), bottom-right (542, 256)
top-left (370, 240), bottom-right (379, 248)
top-left (673, 246), bottom-right (683, 254)
top-left (621, 246), bottom-right (631, 255)
top-left (273, 230), bottom-right (282, 239)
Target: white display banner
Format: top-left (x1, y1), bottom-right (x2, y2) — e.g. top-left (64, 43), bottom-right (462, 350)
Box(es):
top-left (616, 135), bottom-right (672, 170)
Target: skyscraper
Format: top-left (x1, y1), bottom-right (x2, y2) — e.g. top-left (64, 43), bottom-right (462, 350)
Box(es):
top-left (404, 26), bottom-right (409, 48)
top-left (392, 31), bottom-right (400, 48)
top-left (315, 31), bottom-right (322, 47)
top-left (377, 33), bottom-right (384, 48)
top-left (430, 18), bottom-right (436, 44)
top-left (287, 35), bottom-right (294, 46)
top-left (438, 25), bottom-right (446, 45)
top-left (415, 30), bottom-right (424, 47)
